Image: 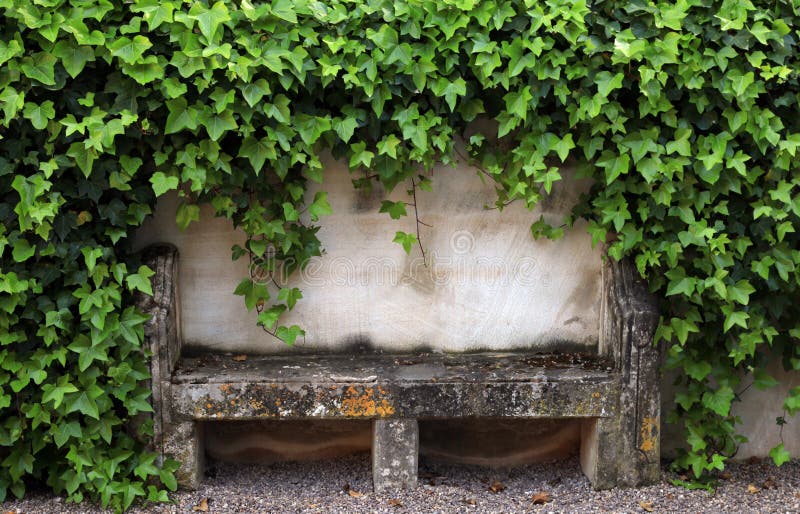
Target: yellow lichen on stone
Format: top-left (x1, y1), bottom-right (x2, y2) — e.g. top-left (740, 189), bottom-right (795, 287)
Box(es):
top-left (639, 416), bottom-right (659, 453)
top-left (340, 386), bottom-right (395, 417)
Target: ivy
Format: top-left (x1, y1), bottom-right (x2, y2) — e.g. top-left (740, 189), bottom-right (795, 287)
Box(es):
top-left (0, 0), bottom-right (799, 508)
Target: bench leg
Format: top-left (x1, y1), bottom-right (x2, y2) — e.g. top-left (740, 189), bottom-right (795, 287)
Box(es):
top-left (372, 419), bottom-right (418, 492)
top-left (163, 420), bottom-right (204, 489)
top-left (580, 417), bottom-right (619, 490)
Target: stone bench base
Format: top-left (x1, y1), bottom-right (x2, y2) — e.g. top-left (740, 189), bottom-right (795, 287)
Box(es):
top-left (137, 244), bottom-right (661, 492)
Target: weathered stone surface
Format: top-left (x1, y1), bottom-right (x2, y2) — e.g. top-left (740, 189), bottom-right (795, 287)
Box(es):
top-left (163, 420), bottom-right (204, 489)
top-left (582, 258), bottom-right (660, 489)
top-left (135, 244), bottom-right (180, 457)
top-left (170, 353), bottom-right (618, 421)
top-left (373, 419), bottom-right (418, 491)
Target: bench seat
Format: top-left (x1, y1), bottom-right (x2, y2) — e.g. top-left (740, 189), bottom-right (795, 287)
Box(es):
top-left (137, 244), bottom-right (661, 493)
top-left (172, 352), bottom-right (617, 420)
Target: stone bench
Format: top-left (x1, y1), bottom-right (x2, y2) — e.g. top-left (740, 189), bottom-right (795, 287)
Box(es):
top-left (137, 243), bottom-right (660, 492)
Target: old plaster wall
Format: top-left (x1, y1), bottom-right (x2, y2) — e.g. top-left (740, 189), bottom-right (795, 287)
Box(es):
top-left (661, 362), bottom-right (800, 461)
top-left (133, 158), bottom-right (601, 354)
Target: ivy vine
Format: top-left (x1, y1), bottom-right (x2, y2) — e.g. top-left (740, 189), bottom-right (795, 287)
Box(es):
top-left (1, 0), bottom-right (799, 508)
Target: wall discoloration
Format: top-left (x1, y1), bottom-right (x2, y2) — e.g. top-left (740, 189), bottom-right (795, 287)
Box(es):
top-left (133, 158), bottom-right (602, 355)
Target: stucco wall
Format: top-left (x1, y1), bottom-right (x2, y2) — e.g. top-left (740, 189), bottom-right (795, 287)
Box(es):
top-left (133, 158), bottom-right (602, 354)
top-left (661, 362), bottom-right (800, 461)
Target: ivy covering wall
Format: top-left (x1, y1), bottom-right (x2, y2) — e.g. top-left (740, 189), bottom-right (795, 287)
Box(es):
top-left (0, 0), bottom-right (798, 509)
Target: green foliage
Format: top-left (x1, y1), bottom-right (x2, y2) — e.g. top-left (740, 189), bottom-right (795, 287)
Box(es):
top-left (1, 0), bottom-right (799, 506)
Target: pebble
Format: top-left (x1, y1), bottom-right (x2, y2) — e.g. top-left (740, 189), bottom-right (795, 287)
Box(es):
top-left (1, 455), bottom-right (798, 513)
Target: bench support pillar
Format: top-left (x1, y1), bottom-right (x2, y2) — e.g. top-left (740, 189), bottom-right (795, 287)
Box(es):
top-left (590, 258), bottom-right (660, 489)
top-left (164, 420), bottom-right (204, 489)
top-left (372, 419), bottom-right (418, 492)
top-left (580, 417), bottom-right (619, 489)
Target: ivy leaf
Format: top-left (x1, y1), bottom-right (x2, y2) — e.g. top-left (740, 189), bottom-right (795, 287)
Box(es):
top-left (176, 202), bottom-right (200, 231)
top-left (234, 279), bottom-right (270, 311)
top-left (270, 0), bottom-right (298, 23)
top-left (189, 1), bottom-right (231, 42)
top-left (52, 41), bottom-right (95, 78)
top-left (595, 71), bottom-right (624, 97)
top-left (22, 101), bottom-right (55, 130)
top-left (334, 117), bottom-right (359, 143)
top-left (769, 443), bottom-right (791, 467)
top-left (0, 38), bottom-right (22, 67)
top-left (308, 192), bottom-right (333, 221)
top-left (52, 421), bottom-right (82, 448)
top-left (126, 266), bottom-right (155, 296)
top-left (684, 360), bottom-right (711, 381)
top-left (753, 368), bottom-right (778, 390)
top-left (239, 137), bottom-right (276, 174)
top-left (701, 387), bottom-right (735, 417)
top-left (393, 231), bottom-right (417, 254)
top-left (597, 151), bottom-right (630, 184)
top-left (240, 79), bottom-right (271, 107)
top-left (200, 111), bottom-right (237, 141)
top-left (784, 387), bottom-right (800, 415)
top-left (42, 382), bottom-right (79, 409)
top-left (20, 53), bottom-right (57, 85)
top-left (379, 200), bottom-right (407, 219)
top-left (165, 98), bottom-right (198, 134)
top-left (109, 36), bottom-right (152, 64)
top-left (276, 325), bottom-right (304, 346)
top-left (376, 134), bottom-right (401, 158)
top-left (66, 142), bottom-right (97, 177)
top-left (503, 86), bottom-right (532, 121)
top-left (277, 287), bottom-right (303, 309)
top-left (150, 172), bottom-right (178, 196)
top-left (10, 239), bottom-right (34, 264)
top-left (66, 392), bottom-right (100, 419)
top-left (257, 305), bottom-right (286, 330)
top-left (727, 280), bottom-right (755, 305)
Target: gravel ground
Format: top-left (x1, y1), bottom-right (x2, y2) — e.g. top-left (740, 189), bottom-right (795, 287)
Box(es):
top-left (3, 455), bottom-right (799, 513)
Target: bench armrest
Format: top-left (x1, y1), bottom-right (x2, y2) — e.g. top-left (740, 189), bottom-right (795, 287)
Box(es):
top-left (596, 257), bottom-right (661, 485)
top-left (599, 258), bottom-right (659, 372)
top-left (136, 243), bottom-right (181, 453)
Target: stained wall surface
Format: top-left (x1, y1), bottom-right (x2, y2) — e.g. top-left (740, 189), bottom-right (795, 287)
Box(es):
top-left (133, 158), bottom-right (602, 354)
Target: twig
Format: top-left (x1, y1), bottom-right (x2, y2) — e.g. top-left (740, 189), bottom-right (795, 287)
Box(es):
top-left (410, 176), bottom-right (427, 266)
top-left (454, 145), bottom-right (495, 181)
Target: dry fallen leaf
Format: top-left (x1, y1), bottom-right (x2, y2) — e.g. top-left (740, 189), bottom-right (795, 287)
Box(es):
top-left (531, 491), bottom-right (551, 505)
top-left (762, 476), bottom-right (777, 489)
top-left (639, 500), bottom-right (654, 512)
top-left (488, 480), bottom-right (505, 493)
top-left (348, 489), bottom-right (364, 498)
top-left (464, 498), bottom-right (477, 506)
top-left (747, 483), bottom-right (760, 494)
top-left (192, 498), bottom-right (209, 512)
top-left (232, 354), bottom-right (247, 362)
top-left (719, 471), bottom-right (732, 480)
top-left (389, 499), bottom-right (403, 507)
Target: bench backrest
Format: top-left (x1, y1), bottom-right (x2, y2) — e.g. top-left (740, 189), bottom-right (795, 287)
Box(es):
top-left (134, 159), bottom-right (603, 355)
